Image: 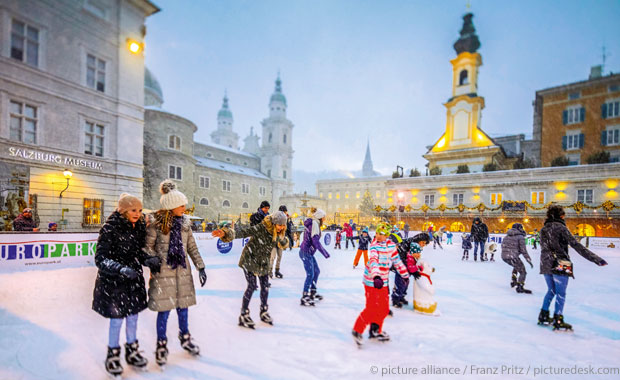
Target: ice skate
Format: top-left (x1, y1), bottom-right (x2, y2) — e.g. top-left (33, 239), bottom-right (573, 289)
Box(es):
top-left (351, 330), bottom-right (364, 347)
top-left (238, 309), bottom-right (256, 329)
top-left (260, 305), bottom-right (273, 325)
top-left (300, 292), bottom-right (315, 306)
top-left (537, 309), bottom-right (553, 326)
top-left (510, 273), bottom-right (518, 288)
top-left (179, 333), bottom-right (200, 356)
top-left (552, 314), bottom-right (573, 332)
top-left (275, 270), bottom-right (283, 279)
top-left (124, 340), bottom-right (148, 371)
top-left (368, 323), bottom-right (390, 342)
top-left (155, 339), bottom-right (168, 369)
top-left (105, 346), bottom-right (123, 379)
top-left (310, 290), bottom-right (323, 302)
top-left (515, 283), bottom-right (532, 294)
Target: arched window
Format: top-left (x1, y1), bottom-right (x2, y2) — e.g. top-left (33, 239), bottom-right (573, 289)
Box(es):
top-left (450, 222), bottom-right (465, 232)
top-left (268, 133), bottom-right (272, 143)
top-left (222, 200), bottom-right (231, 208)
top-left (459, 70), bottom-right (469, 85)
top-left (242, 202), bottom-right (249, 209)
top-left (200, 198), bottom-right (209, 206)
top-left (283, 134), bottom-right (287, 144)
top-left (575, 223), bottom-right (595, 237)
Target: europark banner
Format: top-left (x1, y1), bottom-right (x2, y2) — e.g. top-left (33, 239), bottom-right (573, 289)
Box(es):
top-left (1, 232), bottom-right (617, 274)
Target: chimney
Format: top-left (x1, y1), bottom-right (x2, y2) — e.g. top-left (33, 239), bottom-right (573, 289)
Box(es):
top-left (589, 65), bottom-right (602, 79)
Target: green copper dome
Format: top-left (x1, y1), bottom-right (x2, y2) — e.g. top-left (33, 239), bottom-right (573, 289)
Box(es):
top-left (218, 95), bottom-right (233, 119)
top-left (270, 76), bottom-right (287, 106)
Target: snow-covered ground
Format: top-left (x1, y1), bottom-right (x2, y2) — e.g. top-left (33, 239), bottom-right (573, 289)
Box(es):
top-left (1, 239), bottom-right (619, 380)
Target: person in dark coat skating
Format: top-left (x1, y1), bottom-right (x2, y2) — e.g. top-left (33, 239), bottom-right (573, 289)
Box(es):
top-left (501, 223), bottom-right (533, 294)
top-left (92, 193), bottom-right (161, 377)
top-left (537, 205), bottom-right (608, 330)
top-left (470, 217), bottom-right (489, 261)
top-left (250, 201), bottom-right (270, 226)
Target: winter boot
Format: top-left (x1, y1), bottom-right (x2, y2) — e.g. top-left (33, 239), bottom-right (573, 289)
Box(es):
top-left (238, 309), bottom-right (255, 329)
top-left (124, 340), bottom-right (148, 370)
top-left (368, 323), bottom-right (390, 342)
top-left (260, 305), bottom-right (273, 325)
top-left (310, 289), bottom-right (323, 302)
top-left (510, 273), bottom-right (518, 288)
top-left (155, 339), bottom-right (168, 367)
top-left (537, 309), bottom-right (553, 326)
top-left (351, 330), bottom-right (364, 347)
top-left (300, 292), bottom-right (315, 306)
top-left (275, 269), bottom-right (283, 279)
top-left (401, 299), bottom-right (409, 306)
top-left (553, 314), bottom-right (573, 331)
top-left (179, 333), bottom-right (200, 355)
top-left (105, 346), bottom-right (123, 378)
top-left (474, 254), bottom-right (477, 262)
top-left (490, 253), bottom-right (495, 262)
top-left (515, 283), bottom-right (532, 294)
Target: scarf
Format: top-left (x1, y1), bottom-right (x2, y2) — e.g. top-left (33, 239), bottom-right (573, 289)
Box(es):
top-left (167, 216), bottom-right (186, 269)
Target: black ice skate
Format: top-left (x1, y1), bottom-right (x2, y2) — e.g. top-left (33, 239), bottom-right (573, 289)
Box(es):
top-left (537, 309), bottom-right (553, 326)
top-left (124, 340), bottom-right (148, 371)
top-left (179, 333), bottom-right (200, 356)
top-left (275, 270), bottom-right (283, 279)
top-left (310, 290), bottom-right (323, 302)
top-left (239, 309), bottom-right (256, 329)
top-left (105, 346), bottom-right (123, 379)
top-left (369, 323), bottom-right (390, 342)
top-left (155, 339), bottom-right (168, 368)
top-left (351, 330), bottom-right (364, 347)
top-left (552, 314), bottom-right (573, 332)
top-left (300, 292), bottom-right (315, 306)
top-left (260, 305), bottom-right (273, 325)
top-left (516, 283), bottom-right (532, 294)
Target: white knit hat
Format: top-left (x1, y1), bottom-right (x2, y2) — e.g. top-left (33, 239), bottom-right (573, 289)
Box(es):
top-left (313, 208), bottom-right (326, 219)
top-left (159, 179), bottom-right (188, 210)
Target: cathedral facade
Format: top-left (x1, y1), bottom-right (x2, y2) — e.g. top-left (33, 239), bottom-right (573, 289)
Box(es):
top-left (143, 71), bottom-right (294, 221)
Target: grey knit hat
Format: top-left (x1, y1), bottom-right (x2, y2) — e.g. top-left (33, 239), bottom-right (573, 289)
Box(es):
top-left (271, 211), bottom-right (287, 225)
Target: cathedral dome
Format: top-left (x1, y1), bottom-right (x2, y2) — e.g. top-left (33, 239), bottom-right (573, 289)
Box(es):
top-left (270, 76), bottom-right (287, 106)
top-left (144, 67), bottom-right (164, 107)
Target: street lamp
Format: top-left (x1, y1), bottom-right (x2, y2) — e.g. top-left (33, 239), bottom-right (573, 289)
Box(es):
top-left (59, 169), bottom-right (72, 198)
top-left (127, 39), bottom-right (143, 54)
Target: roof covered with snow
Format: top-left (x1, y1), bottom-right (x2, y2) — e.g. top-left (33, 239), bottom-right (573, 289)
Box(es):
top-left (194, 156), bottom-right (269, 179)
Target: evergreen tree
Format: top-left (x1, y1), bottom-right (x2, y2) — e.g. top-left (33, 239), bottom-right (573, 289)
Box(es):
top-left (409, 168), bottom-right (421, 177)
top-left (358, 190), bottom-right (375, 217)
top-left (456, 164), bottom-right (470, 173)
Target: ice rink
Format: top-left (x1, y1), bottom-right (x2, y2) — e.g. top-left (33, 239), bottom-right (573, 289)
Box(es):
top-left (1, 235), bottom-right (619, 380)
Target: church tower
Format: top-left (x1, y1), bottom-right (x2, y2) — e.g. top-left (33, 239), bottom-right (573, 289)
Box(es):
top-left (210, 93), bottom-right (240, 149)
top-left (362, 139), bottom-right (376, 177)
top-left (423, 13), bottom-right (507, 173)
top-left (259, 74), bottom-right (294, 205)
top-left (243, 126), bottom-right (261, 155)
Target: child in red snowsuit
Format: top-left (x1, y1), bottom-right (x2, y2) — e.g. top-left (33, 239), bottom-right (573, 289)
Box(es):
top-left (335, 229), bottom-right (342, 249)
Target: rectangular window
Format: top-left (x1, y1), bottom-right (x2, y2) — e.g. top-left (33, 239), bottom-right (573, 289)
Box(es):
top-left (606, 126), bottom-right (620, 146)
top-left (336, 192), bottom-right (340, 199)
top-left (566, 131), bottom-right (581, 150)
top-left (259, 186), bottom-right (266, 196)
top-left (319, 192), bottom-right (324, 198)
top-left (11, 19), bottom-right (39, 67)
top-left (531, 191), bottom-right (545, 204)
top-left (490, 193), bottom-right (503, 205)
top-left (169, 165), bottom-right (182, 180)
top-left (222, 180), bottom-right (231, 192)
top-left (328, 192), bottom-right (332, 199)
top-left (199, 176), bottom-right (209, 189)
top-left (376, 191), bottom-right (381, 199)
top-left (84, 121), bottom-right (104, 156)
top-left (83, 198), bottom-right (104, 226)
top-left (568, 92), bottom-right (580, 100)
top-left (9, 100), bottom-right (37, 144)
top-left (424, 194), bottom-right (434, 206)
top-left (564, 106), bottom-right (584, 125)
top-left (168, 135), bottom-right (181, 150)
top-left (241, 183), bottom-right (249, 194)
top-left (577, 189), bottom-right (593, 204)
top-left (283, 170), bottom-right (287, 179)
top-left (86, 54), bottom-right (106, 92)
top-left (345, 192), bottom-right (349, 199)
top-left (604, 100), bottom-right (620, 119)
top-left (356, 191), bottom-right (360, 199)
top-left (452, 193), bottom-right (464, 206)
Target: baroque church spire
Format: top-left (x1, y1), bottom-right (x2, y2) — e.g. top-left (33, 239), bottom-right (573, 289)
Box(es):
top-left (362, 139), bottom-right (375, 177)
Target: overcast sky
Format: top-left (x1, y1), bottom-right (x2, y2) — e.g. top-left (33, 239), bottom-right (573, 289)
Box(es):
top-left (144, 0), bottom-right (620, 175)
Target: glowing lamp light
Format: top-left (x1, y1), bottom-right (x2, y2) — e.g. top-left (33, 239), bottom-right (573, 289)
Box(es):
top-left (605, 179), bottom-right (618, 189)
top-left (127, 39), bottom-right (142, 54)
top-left (524, 218), bottom-right (530, 223)
top-left (63, 169), bottom-right (73, 179)
top-left (499, 218), bottom-right (505, 223)
top-left (439, 187), bottom-right (448, 195)
top-left (397, 192), bottom-right (404, 199)
top-left (554, 182), bottom-right (568, 191)
top-left (472, 187), bottom-right (480, 194)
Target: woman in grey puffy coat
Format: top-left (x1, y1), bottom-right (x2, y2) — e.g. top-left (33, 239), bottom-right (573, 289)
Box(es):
top-left (501, 223), bottom-right (533, 294)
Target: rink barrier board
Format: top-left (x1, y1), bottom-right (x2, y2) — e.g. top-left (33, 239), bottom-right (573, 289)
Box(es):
top-left (1, 231), bottom-right (617, 273)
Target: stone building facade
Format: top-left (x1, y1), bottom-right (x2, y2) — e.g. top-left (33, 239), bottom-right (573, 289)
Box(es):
top-left (143, 72), bottom-right (294, 222)
top-left (535, 72), bottom-right (620, 166)
top-left (0, 0), bottom-right (159, 231)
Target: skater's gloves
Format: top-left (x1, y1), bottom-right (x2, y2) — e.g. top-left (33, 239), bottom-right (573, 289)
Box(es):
top-left (373, 276), bottom-right (383, 289)
top-left (199, 268), bottom-right (207, 286)
top-left (145, 256), bottom-right (161, 273)
top-left (120, 267), bottom-right (138, 280)
top-left (411, 271), bottom-right (421, 280)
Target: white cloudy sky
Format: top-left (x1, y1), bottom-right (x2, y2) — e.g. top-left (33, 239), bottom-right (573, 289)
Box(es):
top-left (145, 0), bottom-right (620, 175)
